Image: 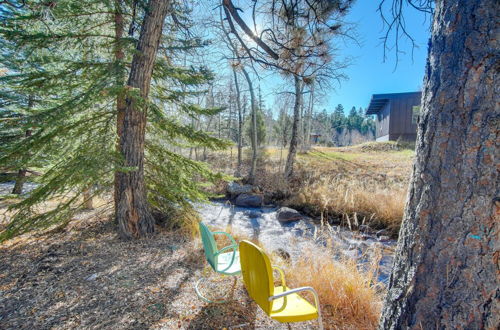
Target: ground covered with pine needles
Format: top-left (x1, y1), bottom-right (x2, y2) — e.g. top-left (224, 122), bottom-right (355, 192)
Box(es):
top-left (1, 203), bottom-right (327, 329)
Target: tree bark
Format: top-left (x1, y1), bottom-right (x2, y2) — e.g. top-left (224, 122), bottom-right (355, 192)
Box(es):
top-left (305, 82), bottom-right (314, 149)
top-left (12, 168), bottom-right (27, 195)
top-left (241, 68), bottom-right (257, 183)
top-left (379, 0), bottom-right (499, 328)
top-left (116, 0), bottom-right (170, 239)
top-left (12, 130), bottom-right (32, 195)
top-left (284, 75), bottom-right (302, 179)
top-left (232, 68), bottom-right (243, 177)
top-left (12, 96), bottom-right (34, 195)
top-left (83, 187), bottom-right (93, 209)
top-left (114, 0), bottom-right (126, 213)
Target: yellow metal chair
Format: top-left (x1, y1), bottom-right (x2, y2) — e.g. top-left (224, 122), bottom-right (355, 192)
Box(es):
top-left (239, 240), bottom-right (323, 329)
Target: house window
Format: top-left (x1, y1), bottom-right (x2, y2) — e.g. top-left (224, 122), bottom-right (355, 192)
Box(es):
top-left (412, 105), bottom-right (420, 124)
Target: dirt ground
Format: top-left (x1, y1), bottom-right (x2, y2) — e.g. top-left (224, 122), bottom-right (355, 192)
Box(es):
top-left (0, 205), bottom-right (323, 330)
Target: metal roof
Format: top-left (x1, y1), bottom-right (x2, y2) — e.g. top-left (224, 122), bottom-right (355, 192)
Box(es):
top-left (366, 91), bottom-right (421, 115)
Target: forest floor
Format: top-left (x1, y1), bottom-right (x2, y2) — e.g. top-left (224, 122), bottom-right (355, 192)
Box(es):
top-left (208, 141), bottom-right (414, 236)
top-left (0, 201), bottom-right (324, 329)
top-left (0, 142), bottom-right (411, 329)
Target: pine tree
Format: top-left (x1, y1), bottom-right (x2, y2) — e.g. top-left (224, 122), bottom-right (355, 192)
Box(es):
top-left (0, 0), bottom-right (228, 241)
top-left (331, 104), bottom-right (345, 131)
top-left (347, 106), bottom-right (363, 131)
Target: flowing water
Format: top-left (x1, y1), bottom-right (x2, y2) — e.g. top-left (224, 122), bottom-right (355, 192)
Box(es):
top-left (196, 201), bottom-right (396, 285)
top-left (0, 181), bottom-right (396, 284)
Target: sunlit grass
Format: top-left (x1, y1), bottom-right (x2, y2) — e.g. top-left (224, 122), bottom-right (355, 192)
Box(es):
top-left (209, 225), bottom-right (382, 329)
top-left (206, 142), bottom-right (414, 235)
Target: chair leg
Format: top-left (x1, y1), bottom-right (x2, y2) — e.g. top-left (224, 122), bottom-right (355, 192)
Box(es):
top-left (317, 310), bottom-right (324, 330)
top-left (194, 275), bottom-right (236, 304)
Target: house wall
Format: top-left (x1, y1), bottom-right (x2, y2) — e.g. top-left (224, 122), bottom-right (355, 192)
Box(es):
top-left (375, 102), bottom-right (391, 139)
top-left (388, 93), bottom-right (421, 141)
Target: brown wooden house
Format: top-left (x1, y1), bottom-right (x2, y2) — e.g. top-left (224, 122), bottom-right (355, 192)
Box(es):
top-left (366, 91), bottom-right (421, 142)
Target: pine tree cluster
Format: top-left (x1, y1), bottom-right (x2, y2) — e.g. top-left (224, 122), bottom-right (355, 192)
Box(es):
top-left (0, 0), bottom-right (229, 241)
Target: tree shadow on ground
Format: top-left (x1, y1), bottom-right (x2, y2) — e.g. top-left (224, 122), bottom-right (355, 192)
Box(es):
top-left (0, 209), bottom-right (207, 330)
top-left (185, 294), bottom-right (258, 330)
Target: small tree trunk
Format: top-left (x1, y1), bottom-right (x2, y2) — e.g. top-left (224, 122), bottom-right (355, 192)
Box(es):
top-left (305, 83), bottom-right (314, 149)
top-left (232, 68), bottom-right (243, 177)
top-left (299, 90), bottom-right (304, 150)
top-left (241, 68), bottom-right (257, 183)
top-left (379, 0), bottom-right (499, 328)
top-left (116, 0), bottom-right (170, 239)
top-left (284, 75), bottom-right (302, 179)
top-left (83, 187), bottom-right (93, 209)
top-left (12, 95), bottom-right (34, 195)
top-left (12, 130), bottom-right (32, 195)
top-left (12, 169), bottom-right (27, 195)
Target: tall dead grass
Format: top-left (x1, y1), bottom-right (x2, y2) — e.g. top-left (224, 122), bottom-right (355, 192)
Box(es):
top-left (207, 225), bottom-right (382, 329)
top-left (274, 248), bottom-right (382, 329)
top-left (289, 175), bottom-right (407, 235)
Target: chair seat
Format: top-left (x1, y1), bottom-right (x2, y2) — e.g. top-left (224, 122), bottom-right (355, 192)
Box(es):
top-left (216, 251), bottom-right (241, 275)
top-left (270, 286), bottom-right (319, 323)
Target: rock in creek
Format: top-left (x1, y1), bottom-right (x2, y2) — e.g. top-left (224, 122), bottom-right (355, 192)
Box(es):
top-left (276, 207), bottom-right (304, 223)
top-left (234, 193), bottom-right (263, 207)
top-left (227, 182), bottom-right (253, 198)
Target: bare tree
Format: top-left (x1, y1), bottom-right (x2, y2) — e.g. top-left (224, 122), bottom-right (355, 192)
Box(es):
top-left (232, 68), bottom-right (243, 177)
top-left (221, 0), bottom-right (353, 179)
top-left (219, 6), bottom-right (259, 183)
top-left (241, 68), bottom-right (258, 183)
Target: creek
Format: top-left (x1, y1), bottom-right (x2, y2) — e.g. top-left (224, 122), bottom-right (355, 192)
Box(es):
top-left (196, 200), bottom-right (396, 285)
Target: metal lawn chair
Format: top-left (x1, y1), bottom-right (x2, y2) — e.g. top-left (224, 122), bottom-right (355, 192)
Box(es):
top-left (239, 240), bottom-right (323, 329)
top-left (195, 222), bottom-right (241, 303)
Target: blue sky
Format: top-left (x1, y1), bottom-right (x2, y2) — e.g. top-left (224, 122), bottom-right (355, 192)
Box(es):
top-left (323, 1), bottom-right (431, 112)
top-left (256, 1), bottom-right (432, 113)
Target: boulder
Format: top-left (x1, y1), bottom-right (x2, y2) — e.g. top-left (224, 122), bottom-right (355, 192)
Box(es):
top-left (227, 182), bottom-right (253, 198)
top-left (234, 193), bottom-right (263, 207)
top-left (277, 207), bottom-right (304, 223)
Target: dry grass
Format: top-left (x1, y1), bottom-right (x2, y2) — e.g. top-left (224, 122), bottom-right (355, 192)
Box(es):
top-left (206, 143), bottom-right (414, 236)
top-left (287, 174), bottom-right (407, 234)
top-left (275, 249), bottom-right (382, 329)
top-left (212, 225), bottom-right (383, 329)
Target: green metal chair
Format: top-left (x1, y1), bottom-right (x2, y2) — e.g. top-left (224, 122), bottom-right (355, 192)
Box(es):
top-left (195, 222), bottom-right (241, 303)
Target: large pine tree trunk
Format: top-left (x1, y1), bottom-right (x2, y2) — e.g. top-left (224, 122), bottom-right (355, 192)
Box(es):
top-left (114, 0), bottom-right (126, 213)
top-left (284, 75), bottom-right (302, 179)
top-left (116, 0), bottom-right (170, 239)
top-left (379, 0), bottom-right (499, 328)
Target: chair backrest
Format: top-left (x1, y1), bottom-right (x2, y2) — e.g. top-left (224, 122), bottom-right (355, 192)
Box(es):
top-left (239, 240), bottom-right (274, 315)
top-left (199, 222), bottom-right (218, 270)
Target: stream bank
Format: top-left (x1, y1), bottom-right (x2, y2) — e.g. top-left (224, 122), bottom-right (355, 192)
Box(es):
top-left (196, 200), bottom-right (396, 285)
